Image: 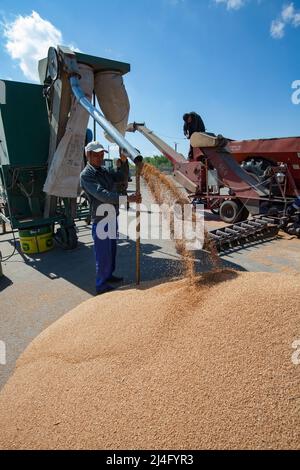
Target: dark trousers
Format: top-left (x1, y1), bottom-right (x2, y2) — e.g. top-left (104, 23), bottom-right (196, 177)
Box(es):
top-left (92, 222), bottom-right (117, 292)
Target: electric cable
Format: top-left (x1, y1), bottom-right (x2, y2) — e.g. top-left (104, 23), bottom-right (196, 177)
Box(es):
top-left (1, 227), bottom-right (18, 262)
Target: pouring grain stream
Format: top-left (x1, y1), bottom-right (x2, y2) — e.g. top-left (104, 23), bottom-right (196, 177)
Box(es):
top-left (141, 163), bottom-right (220, 280)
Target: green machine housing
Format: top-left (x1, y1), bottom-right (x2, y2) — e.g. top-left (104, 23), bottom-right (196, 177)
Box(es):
top-left (0, 50), bottom-right (130, 245)
top-left (0, 80), bottom-right (51, 229)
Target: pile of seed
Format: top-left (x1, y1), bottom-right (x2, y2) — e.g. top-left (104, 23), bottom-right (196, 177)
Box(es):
top-left (0, 270), bottom-right (299, 450)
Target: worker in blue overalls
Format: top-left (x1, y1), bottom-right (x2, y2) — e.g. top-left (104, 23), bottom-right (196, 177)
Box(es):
top-left (80, 141), bottom-right (141, 295)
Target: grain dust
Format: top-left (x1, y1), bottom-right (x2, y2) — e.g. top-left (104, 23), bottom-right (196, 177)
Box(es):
top-left (142, 164), bottom-right (220, 280)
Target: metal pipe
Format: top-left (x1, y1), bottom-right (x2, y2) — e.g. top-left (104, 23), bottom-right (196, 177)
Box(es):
top-left (0, 251), bottom-right (3, 277)
top-left (1, 218), bottom-right (6, 234)
top-left (135, 163), bottom-right (142, 285)
top-left (127, 123), bottom-right (186, 164)
top-left (93, 92), bottom-right (97, 140)
top-left (70, 76), bottom-right (142, 165)
top-left (70, 74), bottom-right (143, 284)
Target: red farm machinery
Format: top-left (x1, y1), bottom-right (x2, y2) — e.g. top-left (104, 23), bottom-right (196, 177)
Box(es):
top-left (127, 122), bottom-right (300, 252)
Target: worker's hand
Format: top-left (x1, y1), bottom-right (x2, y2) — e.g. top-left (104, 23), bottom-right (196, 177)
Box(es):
top-left (120, 154), bottom-right (128, 163)
top-left (128, 193), bottom-right (142, 204)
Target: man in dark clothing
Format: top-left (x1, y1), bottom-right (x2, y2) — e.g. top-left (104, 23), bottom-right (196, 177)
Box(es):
top-left (80, 141), bottom-right (141, 295)
top-left (183, 112), bottom-right (206, 139)
top-left (183, 112), bottom-right (206, 161)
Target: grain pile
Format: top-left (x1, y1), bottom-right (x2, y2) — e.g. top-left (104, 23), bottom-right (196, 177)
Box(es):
top-left (0, 270), bottom-right (299, 450)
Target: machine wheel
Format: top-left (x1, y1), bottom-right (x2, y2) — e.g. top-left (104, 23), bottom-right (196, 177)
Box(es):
top-left (46, 47), bottom-right (59, 81)
top-left (219, 200), bottom-right (248, 224)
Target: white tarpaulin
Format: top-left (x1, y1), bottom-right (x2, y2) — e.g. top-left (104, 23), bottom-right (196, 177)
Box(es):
top-left (44, 67), bottom-right (130, 198)
top-left (94, 71), bottom-right (130, 142)
top-left (43, 64), bottom-right (94, 198)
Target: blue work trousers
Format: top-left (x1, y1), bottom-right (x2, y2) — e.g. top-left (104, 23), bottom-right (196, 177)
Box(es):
top-left (92, 222), bottom-right (117, 292)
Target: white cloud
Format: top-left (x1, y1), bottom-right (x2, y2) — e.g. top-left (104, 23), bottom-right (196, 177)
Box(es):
top-left (2, 11), bottom-right (78, 81)
top-left (292, 12), bottom-right (300, 26)
top-left (214, 0), bottom-right (246, 10)
top-left (281, 3), bottom-right (295, 21)
top-left (270, 19), bottom-right (285, 38)
top-left (270, 2), bottom-right (300, 39)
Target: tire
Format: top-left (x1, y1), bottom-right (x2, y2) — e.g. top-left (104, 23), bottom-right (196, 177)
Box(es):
top-left (220, 200), bottom-right (247, 224)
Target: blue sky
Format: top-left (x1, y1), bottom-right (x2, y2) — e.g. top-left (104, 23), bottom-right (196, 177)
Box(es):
top-left (0, 0), bottom-right (299, 157)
